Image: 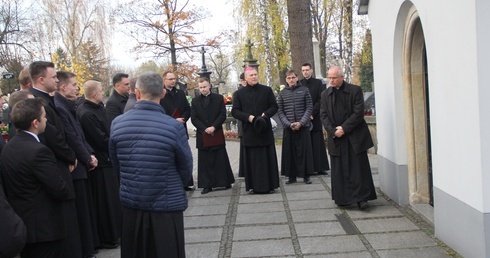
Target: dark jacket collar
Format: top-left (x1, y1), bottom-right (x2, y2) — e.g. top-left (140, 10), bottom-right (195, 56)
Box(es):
top-left (112, 89), bottom-right (128, 101)
top-left (54, 92), bottom-right (76, 110)
top-left (134, 100), bottom-right (166, 114)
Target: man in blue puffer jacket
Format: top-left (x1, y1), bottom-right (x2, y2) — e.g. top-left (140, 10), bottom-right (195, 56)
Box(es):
top-left (109, 72), bottom-right (193, 258)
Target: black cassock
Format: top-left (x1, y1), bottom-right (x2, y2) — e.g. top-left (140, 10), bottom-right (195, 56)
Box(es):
top-left (327, 86), bottom-right (376, 205)
top-left (191, 93), bottom-right (235, 189)
top-left (280, 127), bottom-right (314, 178)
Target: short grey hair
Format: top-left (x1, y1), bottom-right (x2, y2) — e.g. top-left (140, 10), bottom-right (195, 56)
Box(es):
top-left (136, 72), bottom-right (164, 98)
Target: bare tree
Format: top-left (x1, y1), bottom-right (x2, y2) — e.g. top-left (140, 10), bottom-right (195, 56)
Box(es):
top-left (0, 0), bottom-right (33, 66)
top-left (207, 47), bottom-right (235, 84)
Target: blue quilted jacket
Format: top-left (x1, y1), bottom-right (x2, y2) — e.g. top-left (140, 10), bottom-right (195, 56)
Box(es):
top-left (109, 100), bottom-right (193, 212)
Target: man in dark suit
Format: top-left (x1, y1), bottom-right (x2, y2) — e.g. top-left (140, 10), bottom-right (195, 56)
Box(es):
top-left (160, 71), bottom-right (194, 190)
top-left (1, 98), bottom-right (70, 258)
top-left (300, 63), bottom-right (330, 175)
top-left (191, 77), bottom-right (235, 194)
top-left (320, 66), bottom-right (377, 210)
top-left (106, 73), bottom-right (130, 128)
top-left (28, 61), bottom-right (82, 257)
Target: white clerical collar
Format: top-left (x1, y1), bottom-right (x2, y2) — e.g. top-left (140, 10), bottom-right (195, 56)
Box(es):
top-left (22, 130), bottom-right (40, 142)
top-left (32, 86), bottom-right (50, 95)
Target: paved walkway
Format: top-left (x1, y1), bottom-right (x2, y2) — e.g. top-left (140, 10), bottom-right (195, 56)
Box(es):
top-left (99, 137), bottom-right (458, 258)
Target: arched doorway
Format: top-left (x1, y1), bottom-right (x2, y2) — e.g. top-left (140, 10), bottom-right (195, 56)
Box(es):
top-left (402, 8), bottom-right (433, 205)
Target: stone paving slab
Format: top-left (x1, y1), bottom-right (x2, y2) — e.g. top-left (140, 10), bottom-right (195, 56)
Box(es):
top-left (377, 247), bottom-right (451, 258)
top-left (184, 214), bottom-right (226, 228)
top-left (288, 199), bottom-right (337, 210)
top-left (298, 235), bottom-right (367, 254)
top-left (185, 227), bottom-right (222, 243)
top-left (295, 221), bottom-right (346, 237)
top-left (184, 204), bottom-right (229, 216)
top-left (365, 231), bottom-right (437, 250)
top-left (286, 190), bottom-right (331, 201)
top-left (235, 211), bottom-right (287, 225)
top-left (344, 205), bottom-right (404, 219)
top-left (187, 196), bottom-right (231, 206)
top-left (237, 201), bottom-right (285, 213)
top-left (290, 208), bottom-right (341, 222)
top-left (233, 224), bottom-right (291, 240)
top-left (231, 239), bottom-right (295, 257)
top-left (354, 217), bottom-right (419, 233)
top-left (185, 242), bottom-right (221, 258)
top-left (239, 193), bottom-right (284, 203)
top-left (282, 183), bottom-right (326, 192)
top-left (305, 252), bottom-right (372, 258)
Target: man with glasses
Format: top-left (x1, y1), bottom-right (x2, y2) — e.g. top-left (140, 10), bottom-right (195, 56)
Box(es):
top-left (320, 66), bottom-right (377, 210)
top-left (160, 71), bottom-right (193, 191)
top-left (278, 70), bottom-right (314, 185)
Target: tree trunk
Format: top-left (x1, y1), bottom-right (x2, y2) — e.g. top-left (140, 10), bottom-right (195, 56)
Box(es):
top-left (259, 0), bottom-right (273, 87)
top-left (287, 0), bottom-right (314, 72)
top-left (342, 0), bottom-right (353, 81)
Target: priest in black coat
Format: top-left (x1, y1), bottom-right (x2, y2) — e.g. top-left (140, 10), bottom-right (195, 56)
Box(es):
top-left (191, 77), bottom-right (235, 194)
top-left (232, 67), bottom-right (280, 194)
top-left (320, 66), bottom-right (377, 210)
top-left (300, 63), bottom-right (330, 175)
top-left (160, 71), bottom-right (194, 190)
top-left (77, 80), bottom-right (122, 249)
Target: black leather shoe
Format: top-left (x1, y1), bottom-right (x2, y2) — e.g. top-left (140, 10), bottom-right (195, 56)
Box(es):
top-left (357, 201), bottom-right (369, 210)
top-left (269, 189), bottom-right (275, 194)
top-left (285, 178), bottom-right (297, 184)
top-left (318, 170), bottom-right (329, 175)
top-left (225, 185), bottom-right (232, 189)
top-left (184, 186), bottom-right (195, 191)
top-left (304, 177), bottom-right (312, 184)
top-left (201, 188), bottom-right (212, 194)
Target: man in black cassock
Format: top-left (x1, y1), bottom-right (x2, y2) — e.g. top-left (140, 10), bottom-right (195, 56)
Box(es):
top-left (77, 80), bottom-right (122, 250)
top-left (300, 63), bottom-right (330, 175)
top-left (191, 77), bottom-right (235, 194)
top-left (232, 67), bottom-right (279, 194)
top-left (278, 70), bottom-right (314, 184)
top-left (320, 66), bottom-right (377, 210)
top-left (160, 71), bottom-right (194, 191)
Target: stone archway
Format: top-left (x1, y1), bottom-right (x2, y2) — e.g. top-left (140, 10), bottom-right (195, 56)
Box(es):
top-left (402, 8), bottom-right (433, 205)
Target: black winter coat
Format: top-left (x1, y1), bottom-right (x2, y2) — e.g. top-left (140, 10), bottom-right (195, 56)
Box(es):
top-left (30, 87), bottom-right (76, 199)
top-left (77, 100), bottom-right (113, 168)
top-left (231, 83), bottom-right (278, 146)
top-left (54, 93), bottom-right (94, 180)
top-left (106, 89), bottom-right (128, 128)
top-left (160, 87), bottom-right (191, 138)
top-left (320, 82), bottom-right (373, 156)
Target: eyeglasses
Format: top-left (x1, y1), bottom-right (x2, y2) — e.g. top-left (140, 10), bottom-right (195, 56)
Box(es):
top-left (286, 76), bottom-right (297, 80)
